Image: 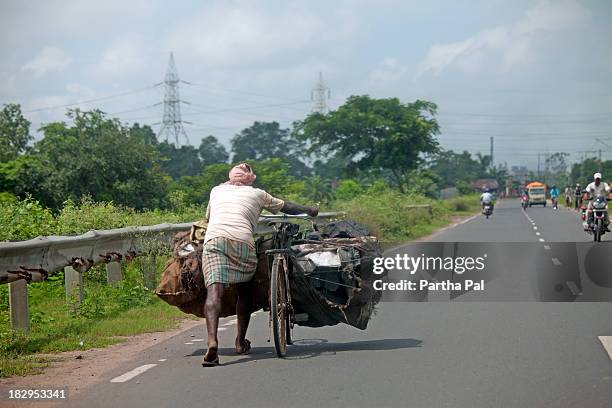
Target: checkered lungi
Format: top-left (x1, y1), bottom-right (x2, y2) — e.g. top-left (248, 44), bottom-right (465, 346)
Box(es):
top-left (202, 237), bottom-right (258, 287)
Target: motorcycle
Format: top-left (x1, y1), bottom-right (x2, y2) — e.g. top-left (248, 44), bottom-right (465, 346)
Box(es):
top-left (588, 195), bottom-right (608, 242)
top-left (483, 203), bottom-right (494, 219)
top-left (521, 195), bottom-right (529, 210)
top-left (580, 203), bottom-right (588, 222)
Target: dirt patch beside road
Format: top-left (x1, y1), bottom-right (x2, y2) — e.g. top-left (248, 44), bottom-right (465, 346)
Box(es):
top-left (0, 318), bottom-right (203, 408)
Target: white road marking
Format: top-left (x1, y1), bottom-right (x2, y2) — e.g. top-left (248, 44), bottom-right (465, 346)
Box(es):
top-left (192, 339), bottom-right (204, 342)
top-left (598, 336), bottom-right (612, 360)
top-left (551, 258), bottom-right (562, 266)
top-left (221, 319), bottom-right (238, 327)
top-left (533, 226), bottom-right (538, 230)
top-left (535, 232), bottom-right (541, 236)
top-left (185, 342), bottom-right (194, 345)
top-left (459, 214), bottom-right (480, 225)
top-left (158, 359), bottom-right (167, 362)
top-left (544, 245), bottom-right (551, 250)
top-left (566, 281), bottom-right (582, 296)
top-left (218, 327), bottom-right (227, 331)
top-left (110, 364), bottom-right (157, 383)
top-left (539, 238), bottom-right (545, 242)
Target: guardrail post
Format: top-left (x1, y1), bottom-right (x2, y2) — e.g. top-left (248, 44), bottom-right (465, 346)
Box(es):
top-left (106, 262), bottom-right (122, 285)
top-left (142, 255), bottom-right (157, 290)
top-left (8, 279), bottom-right (30, 333)
top-left (64, 265), bottom-right (83, 305)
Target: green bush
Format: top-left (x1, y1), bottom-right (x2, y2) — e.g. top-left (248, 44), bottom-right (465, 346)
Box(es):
top-left (0, 195), bottom-right (56, 241)
top-left (443, 195), bottom-right (480, 213)
top-left (333, 189), bottom-right (447, 243)
top-left (334, 179), bottom-right (363, 201)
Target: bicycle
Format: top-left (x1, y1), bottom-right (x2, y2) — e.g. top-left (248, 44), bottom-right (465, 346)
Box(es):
top-left (263, 214), bottom-right (312, 357)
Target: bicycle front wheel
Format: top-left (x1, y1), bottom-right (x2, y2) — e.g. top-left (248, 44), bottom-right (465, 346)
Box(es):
top-left (270, 255), bottom-right (288, 357)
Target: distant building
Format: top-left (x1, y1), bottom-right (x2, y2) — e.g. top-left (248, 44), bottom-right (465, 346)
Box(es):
top-left (472, 178), bottom-right (499, 192)
top-left (511, 166), bottom-right (529, 184)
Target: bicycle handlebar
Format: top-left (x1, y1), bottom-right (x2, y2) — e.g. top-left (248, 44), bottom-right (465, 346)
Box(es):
top-left (261, 214), bottom-right (313, 221)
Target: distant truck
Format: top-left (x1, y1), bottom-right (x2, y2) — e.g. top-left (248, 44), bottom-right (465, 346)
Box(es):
top-left (526, 182), bottom-right (547, 207)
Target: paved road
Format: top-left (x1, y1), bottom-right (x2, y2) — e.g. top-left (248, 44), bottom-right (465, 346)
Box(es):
top-left (65, 200), bottom-right (612, 407)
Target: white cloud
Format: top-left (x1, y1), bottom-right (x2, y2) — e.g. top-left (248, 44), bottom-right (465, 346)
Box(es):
top-left (93, 36), bottom-right (151, 79)
top-left (417, 0), bottom-right (591, 77)
top-left (368, 58), bottom-right (407, 83)
top-left (66, 83), bottom-right (96, 98)
top-left (163, 4), bottom-right (356, 66)
top-left (22, 47), bottom-right (72, 78)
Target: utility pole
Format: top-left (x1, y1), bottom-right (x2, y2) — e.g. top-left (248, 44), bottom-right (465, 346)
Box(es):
top-left (311, 72), bottom-right (331, 114)
top-left (158, 52), bottom-right (189, 145)
top-left (489, 136), bottom-right (494, 171)
top-left (537, 152), bottom-right (541, 179)
top-left (544, 152), bottom-right (549, 184)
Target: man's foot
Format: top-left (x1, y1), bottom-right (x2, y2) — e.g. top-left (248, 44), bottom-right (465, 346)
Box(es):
top-left (235, 338), bottom-right (251, 355)
top-left (202, 347), bottom-right (219, 367)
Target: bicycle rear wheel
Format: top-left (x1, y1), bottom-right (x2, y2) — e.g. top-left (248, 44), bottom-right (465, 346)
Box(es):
top-left (270, 255), bottom-right (288, 357)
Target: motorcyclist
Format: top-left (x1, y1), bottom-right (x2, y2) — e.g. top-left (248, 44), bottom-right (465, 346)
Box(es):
top-left (480, 188), bottom-right (495, 211)
top-left (574, 183), bottom-right (582, 209)
top-left (585, 173), bottom-right (611, 231)
top-left (521, 189), bottom-right (529, 207)
top-left (549, 185), bottom-right (559, 208)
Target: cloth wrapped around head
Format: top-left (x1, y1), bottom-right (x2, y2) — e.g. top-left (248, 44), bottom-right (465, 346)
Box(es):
top-left (227, 163), bottom-right (256, 186)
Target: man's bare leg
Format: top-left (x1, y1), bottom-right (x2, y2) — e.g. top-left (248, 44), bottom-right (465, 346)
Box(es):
top-left (235, 281), bottom-right (253, 353)
top-left (203, 283), bottom-right (224, 364)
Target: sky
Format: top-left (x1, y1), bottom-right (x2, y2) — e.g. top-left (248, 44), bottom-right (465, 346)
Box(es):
top-left (1, 0), bottom-right (611, 170)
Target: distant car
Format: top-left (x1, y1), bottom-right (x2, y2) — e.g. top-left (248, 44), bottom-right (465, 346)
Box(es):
top-left (528, 186), bottom-right (546, 207)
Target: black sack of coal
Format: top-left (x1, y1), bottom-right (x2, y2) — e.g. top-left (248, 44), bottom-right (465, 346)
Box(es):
top-left (319, 220), bottom-right (370, 238)
top-left (288, 234), bottom-right (383, 330)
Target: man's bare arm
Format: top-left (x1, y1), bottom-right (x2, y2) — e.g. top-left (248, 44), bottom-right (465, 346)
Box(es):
top-left (281, 201), bottom-right (319, 217)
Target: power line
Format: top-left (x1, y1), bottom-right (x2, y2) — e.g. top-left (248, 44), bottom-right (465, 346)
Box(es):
top-left (184, 81), bottom-right (298, 103)
top-left (22, 85), bottom-right (159, 114)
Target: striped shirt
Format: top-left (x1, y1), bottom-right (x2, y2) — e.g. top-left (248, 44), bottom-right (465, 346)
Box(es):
top-left (204, 184), bottom-right (284, 247)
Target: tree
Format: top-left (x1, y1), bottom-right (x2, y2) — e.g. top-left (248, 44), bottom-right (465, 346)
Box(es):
top-left (157, 141), bottom-right (203, 179)
top-left (570, 157), bottom-right (612, 186)
top-left (304, 175), bottom-right (334, 204)
top-left (171, 158), bottom-right (303, 206)
top-left (34, 109), bottom-right (169, 209)
top-left (231, 121), bottom-right (310, 177)
top-left (129, 123), bottom-right (158, 146)
top-left (172, 162), bottom-right (232, 205)
top-left (429, 150), bottom-right (487, 188)
top-left (0, 104), bottom-right (32, 162)
top-left (544, 152), bottom-right (569, 187)
top-left (0, 155), bottom-right (50, 203)
top-left (311, 152), bottom-right (352, 180)
top-left (295, 96), bottom-right (440, 192)
top-left (198, 135), bottom-right (229, 167)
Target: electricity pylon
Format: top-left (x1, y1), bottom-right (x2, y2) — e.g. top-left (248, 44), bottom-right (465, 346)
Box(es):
top-left (158, 52), bottom-right (189, 145)
top-left (311, 72), bottom-right (330, 114)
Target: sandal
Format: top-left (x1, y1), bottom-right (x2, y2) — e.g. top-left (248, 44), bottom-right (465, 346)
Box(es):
top-left (235, 339), bottom-right (251, 355)
top-left (202, 348), bottom-right (220, 367)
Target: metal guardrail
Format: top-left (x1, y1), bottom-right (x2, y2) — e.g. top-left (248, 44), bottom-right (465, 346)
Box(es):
top-left (0, 212), bottom-right (342, 284)
top-left (1, 212), bottom-right (343, 332)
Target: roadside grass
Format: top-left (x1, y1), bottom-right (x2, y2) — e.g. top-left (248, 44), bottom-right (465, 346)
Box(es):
top-left (335, 191), bottom-right (480, 246)
top-left (0, 258), bottom-right (191, 378)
